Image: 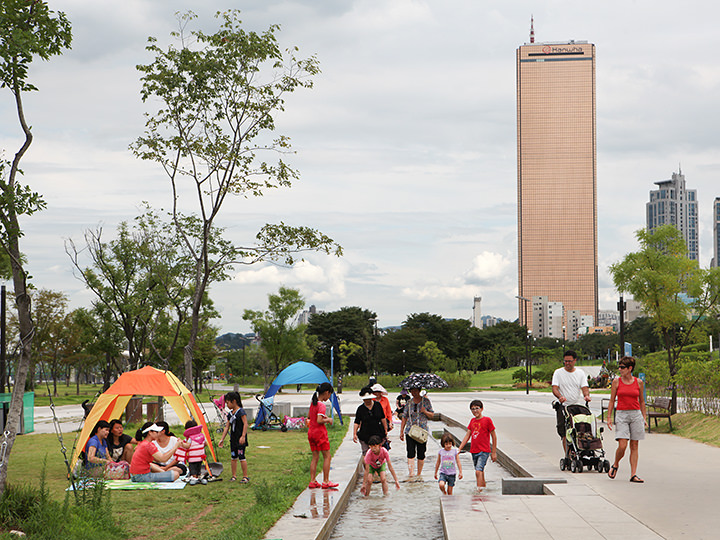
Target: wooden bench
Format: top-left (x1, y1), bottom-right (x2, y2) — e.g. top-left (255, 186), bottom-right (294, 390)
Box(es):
top-left (647, 396), bottom-right (673, 432)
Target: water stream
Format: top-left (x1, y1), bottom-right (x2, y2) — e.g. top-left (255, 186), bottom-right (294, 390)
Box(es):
top-left (329, 421), bottom-right (512, 540)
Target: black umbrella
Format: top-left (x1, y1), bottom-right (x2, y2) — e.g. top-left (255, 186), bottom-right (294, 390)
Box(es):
top-left (399, 373), bottom-right (448, 390)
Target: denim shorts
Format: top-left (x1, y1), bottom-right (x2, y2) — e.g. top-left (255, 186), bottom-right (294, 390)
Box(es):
top-left (472, 452), bottom-right (490, 471)
top-left (131, 470), bottom-right (175, 483)
top-left (438, 472), bottom-right (456, 486)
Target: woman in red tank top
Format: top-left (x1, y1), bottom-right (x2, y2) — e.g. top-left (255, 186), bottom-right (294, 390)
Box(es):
top-left (606, 356), bottom-right (648, 483)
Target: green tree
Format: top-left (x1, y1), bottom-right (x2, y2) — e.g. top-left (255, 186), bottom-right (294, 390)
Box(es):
top-left (610, 225), bottom-right (720, 412)
top-left (377, 327), bottom-right (428, 374)
top-left (0, 0), bottom-right (72, 496)
top-left (243, 287), bottom-right (311, 386)
top-left (418, 340), bottom-right (456, 372)
top-left (132, 11), bottom-right (341, 386)
top-left (306, 307), bottom-right (377, 372)
top-left (71, 306), bottom-right (124, 391)
top-left (29, 289), bottom-right (68, 396)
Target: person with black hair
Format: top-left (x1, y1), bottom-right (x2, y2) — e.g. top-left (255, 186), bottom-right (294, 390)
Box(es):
top-left (85, 420), bottom-right (111, 476)
top-left (219, 391), bottom-right (249, 483)
top-left (151, 421), bottom-right (187, 477)
top-left (353, 386), bottom-right (388, 456)
top-left (107, 419), bottom-right (136, 463)
top-left (307, 382), bottom-right (338, 489)
top-left (129, 422), bottom-right (189, 482)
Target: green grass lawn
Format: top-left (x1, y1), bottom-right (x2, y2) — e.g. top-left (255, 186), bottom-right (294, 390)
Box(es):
top-left (4, 418), bottom-right (349, 540)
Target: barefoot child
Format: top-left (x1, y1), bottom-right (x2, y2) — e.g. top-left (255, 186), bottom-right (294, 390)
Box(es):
top-left (458, 399), bottom-right (497, 489)
top-left (434, 433), bottom-right (462, 494)
top-left (307, 382), bottom-right (339, 489)
top-left (218, 391), bottom-right (249, 483)
top-left (362, 435), bottom-right (400, 496)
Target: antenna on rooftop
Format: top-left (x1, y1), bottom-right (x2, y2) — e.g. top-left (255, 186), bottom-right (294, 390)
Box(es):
top-left (530, 15), bottom-right (535, 43)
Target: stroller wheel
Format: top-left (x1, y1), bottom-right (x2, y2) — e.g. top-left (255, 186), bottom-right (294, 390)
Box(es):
top-left (575, 459), bottom-right (583, 473)
top-left (280, 424), bottom-right (288, 432)
top-left (560, 458), bottom-right (566, 471)
top-left (603, 460), bottom-right (611, 473)
top-left (570, 460), bottom-right (577, 473)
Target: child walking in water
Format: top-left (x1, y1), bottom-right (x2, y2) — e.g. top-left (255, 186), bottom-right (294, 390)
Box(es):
top-left (434, 433), bottom-right (462, 494)
top-left (361, 435), bottom-right (400, 496)
top-left (459, 399), bottom-right (497, 490)
top-left (218, 391), bottom-right (249, 483)
top-left (307, 382), bottom-right (339, 489)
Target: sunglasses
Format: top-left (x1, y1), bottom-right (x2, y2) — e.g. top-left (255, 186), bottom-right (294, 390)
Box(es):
top-left (619, 365), bottom-right (631, 369)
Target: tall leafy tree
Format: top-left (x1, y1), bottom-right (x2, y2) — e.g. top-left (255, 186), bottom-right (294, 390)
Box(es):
top-left (132, 11), bottom-right (341, 386)
top-left (243, 287), bottom-right (312, 386)
top-left (306, 306), bottom-right (377, 372)
top-left (0, 0), bottom-right (71, 496)
top-left (610, 225), bottom-right (720, 412)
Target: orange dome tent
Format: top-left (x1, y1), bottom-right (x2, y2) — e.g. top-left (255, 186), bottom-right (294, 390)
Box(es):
top-left (70, 366), bottom-right (217, 471)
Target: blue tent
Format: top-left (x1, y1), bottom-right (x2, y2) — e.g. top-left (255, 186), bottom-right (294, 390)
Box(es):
top-left (255, 361), bottom-right (343, 427)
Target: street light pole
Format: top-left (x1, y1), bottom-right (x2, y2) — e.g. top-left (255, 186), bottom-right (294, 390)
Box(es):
top-left (516, 295), bottom-right (532, 394)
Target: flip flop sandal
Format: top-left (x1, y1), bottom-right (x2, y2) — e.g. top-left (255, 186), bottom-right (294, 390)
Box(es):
top-left (240, 476), bottom-right (250, 484)
top-left (630, 475), bottom-right (644, 483)
top-left (230, 476), bottom-right (237, 481)
top-left (608, 466), bottom-right (618, 479)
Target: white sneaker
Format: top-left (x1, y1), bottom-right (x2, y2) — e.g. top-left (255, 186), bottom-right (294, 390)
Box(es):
top-left (199, 477), bottom-right (208, 485)
top-left (189, 477), bottom-right (198, 485)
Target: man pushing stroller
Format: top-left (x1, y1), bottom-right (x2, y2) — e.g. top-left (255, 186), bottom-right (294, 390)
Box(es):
top-left (552, 350), bottom-right (590, 453)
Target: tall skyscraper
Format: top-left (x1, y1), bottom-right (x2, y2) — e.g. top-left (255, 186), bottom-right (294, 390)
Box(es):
top-left (712, 198), bottom-right (720, 268)
top-left (646, 170), bottom-right (698, 261)
top-left (516, 35), bottom-right (598, 330)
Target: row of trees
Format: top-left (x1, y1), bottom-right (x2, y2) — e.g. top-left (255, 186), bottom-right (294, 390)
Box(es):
top-left (0, 5), bottom-right (340, 496)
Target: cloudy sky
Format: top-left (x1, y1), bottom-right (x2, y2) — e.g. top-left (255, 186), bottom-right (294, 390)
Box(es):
top-left (1, 0), bottom-right (719, 334)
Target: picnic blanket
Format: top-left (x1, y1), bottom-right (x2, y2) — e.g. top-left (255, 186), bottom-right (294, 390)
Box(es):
top-left (67, 478), bottom-right (186, 491)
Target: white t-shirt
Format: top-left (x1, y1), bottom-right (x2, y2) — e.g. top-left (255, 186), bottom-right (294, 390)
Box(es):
top-left (552, 367), bottom-right (588, 405)
top-left (154, 435), bottom-right (178, 466)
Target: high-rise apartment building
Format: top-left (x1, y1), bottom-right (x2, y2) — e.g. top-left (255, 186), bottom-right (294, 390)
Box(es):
top-left (532, 296), bottom-right (563, 339)
top-left (517, 37), bottom-right (599, 330)
top-left (712, 198), bottom-right (720, 268)
top-left (646, 171), bottom-right (698, 261)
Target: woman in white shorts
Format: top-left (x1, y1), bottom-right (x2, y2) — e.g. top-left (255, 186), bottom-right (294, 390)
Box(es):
top-left (606, 356), bottom-right (648, 483)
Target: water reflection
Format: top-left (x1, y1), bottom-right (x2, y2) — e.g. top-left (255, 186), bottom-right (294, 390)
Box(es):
top-left (329, 421), bottom-right (511, 540)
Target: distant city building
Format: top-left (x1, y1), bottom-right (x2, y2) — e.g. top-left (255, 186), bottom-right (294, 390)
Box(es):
top-left (532, 296), bottom-right (563, 338)
top-left (597, 310), bottom-right (619, 331)
top-left (296, 305), bottom-right (323, 326)
top-left (566, 310), bottom-right (581, 341)
top-left (516, 33), bottom-right (598, 331)
top-left (713, 197), bottom-right (720, 268)
top-left (481, 315), bottom-right (499, 329)
top-left (646, 170), bottom-right (698, 261)
top-left (624, 298), bottom-right (645, 324)
top-left (578, 325), bottom-right (615, 336)
top-left (472, 296), bottom-right (482, 329)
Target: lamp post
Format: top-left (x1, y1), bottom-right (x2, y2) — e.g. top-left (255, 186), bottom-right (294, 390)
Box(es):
top-left (516, 295), bottom-right (532, 394)
top-left (402, 349), bottom-right (406, 375)
top-left (368, 317), bottom-right (379, 376)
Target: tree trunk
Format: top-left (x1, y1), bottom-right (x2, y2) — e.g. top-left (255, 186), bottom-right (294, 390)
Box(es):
top-left (0, 243), bottom-right (34, 498)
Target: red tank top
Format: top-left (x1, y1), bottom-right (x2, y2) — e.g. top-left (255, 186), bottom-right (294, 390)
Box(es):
top-left (616, 377), bottom-right (641, 410)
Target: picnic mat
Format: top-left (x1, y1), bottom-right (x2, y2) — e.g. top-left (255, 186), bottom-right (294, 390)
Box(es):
top-left (67, 478), bottom-right (186, 491)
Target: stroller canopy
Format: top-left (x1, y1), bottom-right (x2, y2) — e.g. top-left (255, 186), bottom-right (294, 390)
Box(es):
top-left (257, 361), bottom-right (343, 426)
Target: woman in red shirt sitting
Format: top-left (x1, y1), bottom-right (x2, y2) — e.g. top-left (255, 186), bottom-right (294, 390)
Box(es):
top-left (606, 356), bottom-right (648, 483)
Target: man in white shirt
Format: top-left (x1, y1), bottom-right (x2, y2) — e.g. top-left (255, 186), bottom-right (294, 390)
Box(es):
top-left (552, 350), bottom-right (590, 452)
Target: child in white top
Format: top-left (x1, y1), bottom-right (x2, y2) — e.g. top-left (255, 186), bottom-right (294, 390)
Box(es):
top-left (434, 433), bottom-right (462, 494)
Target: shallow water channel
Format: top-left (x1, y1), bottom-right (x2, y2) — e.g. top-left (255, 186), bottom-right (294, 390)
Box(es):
top-left (329, 421), bottom-right (512, 540)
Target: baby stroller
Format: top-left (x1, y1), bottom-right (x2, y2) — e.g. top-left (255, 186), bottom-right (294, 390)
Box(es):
top-left (252, 394), bottom-right (288, 432)
top-left (555, 401), bottom-right (610, 474)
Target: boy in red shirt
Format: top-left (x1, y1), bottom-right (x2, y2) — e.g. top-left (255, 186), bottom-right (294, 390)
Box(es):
top-left (458, 399), bottom-right (497, 489)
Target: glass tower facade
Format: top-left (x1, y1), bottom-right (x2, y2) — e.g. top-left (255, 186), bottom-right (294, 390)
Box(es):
top-left (516, 41), bottom-right (599, 330)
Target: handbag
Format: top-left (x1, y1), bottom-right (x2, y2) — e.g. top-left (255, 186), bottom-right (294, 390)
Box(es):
top-left (408, 424), bottom-right (429, 444)
top-left (105, 460), bottom-right (130, 480)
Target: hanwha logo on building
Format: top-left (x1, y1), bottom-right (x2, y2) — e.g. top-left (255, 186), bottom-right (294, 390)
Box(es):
top-left (542, 45), bottom-right (551, 54)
